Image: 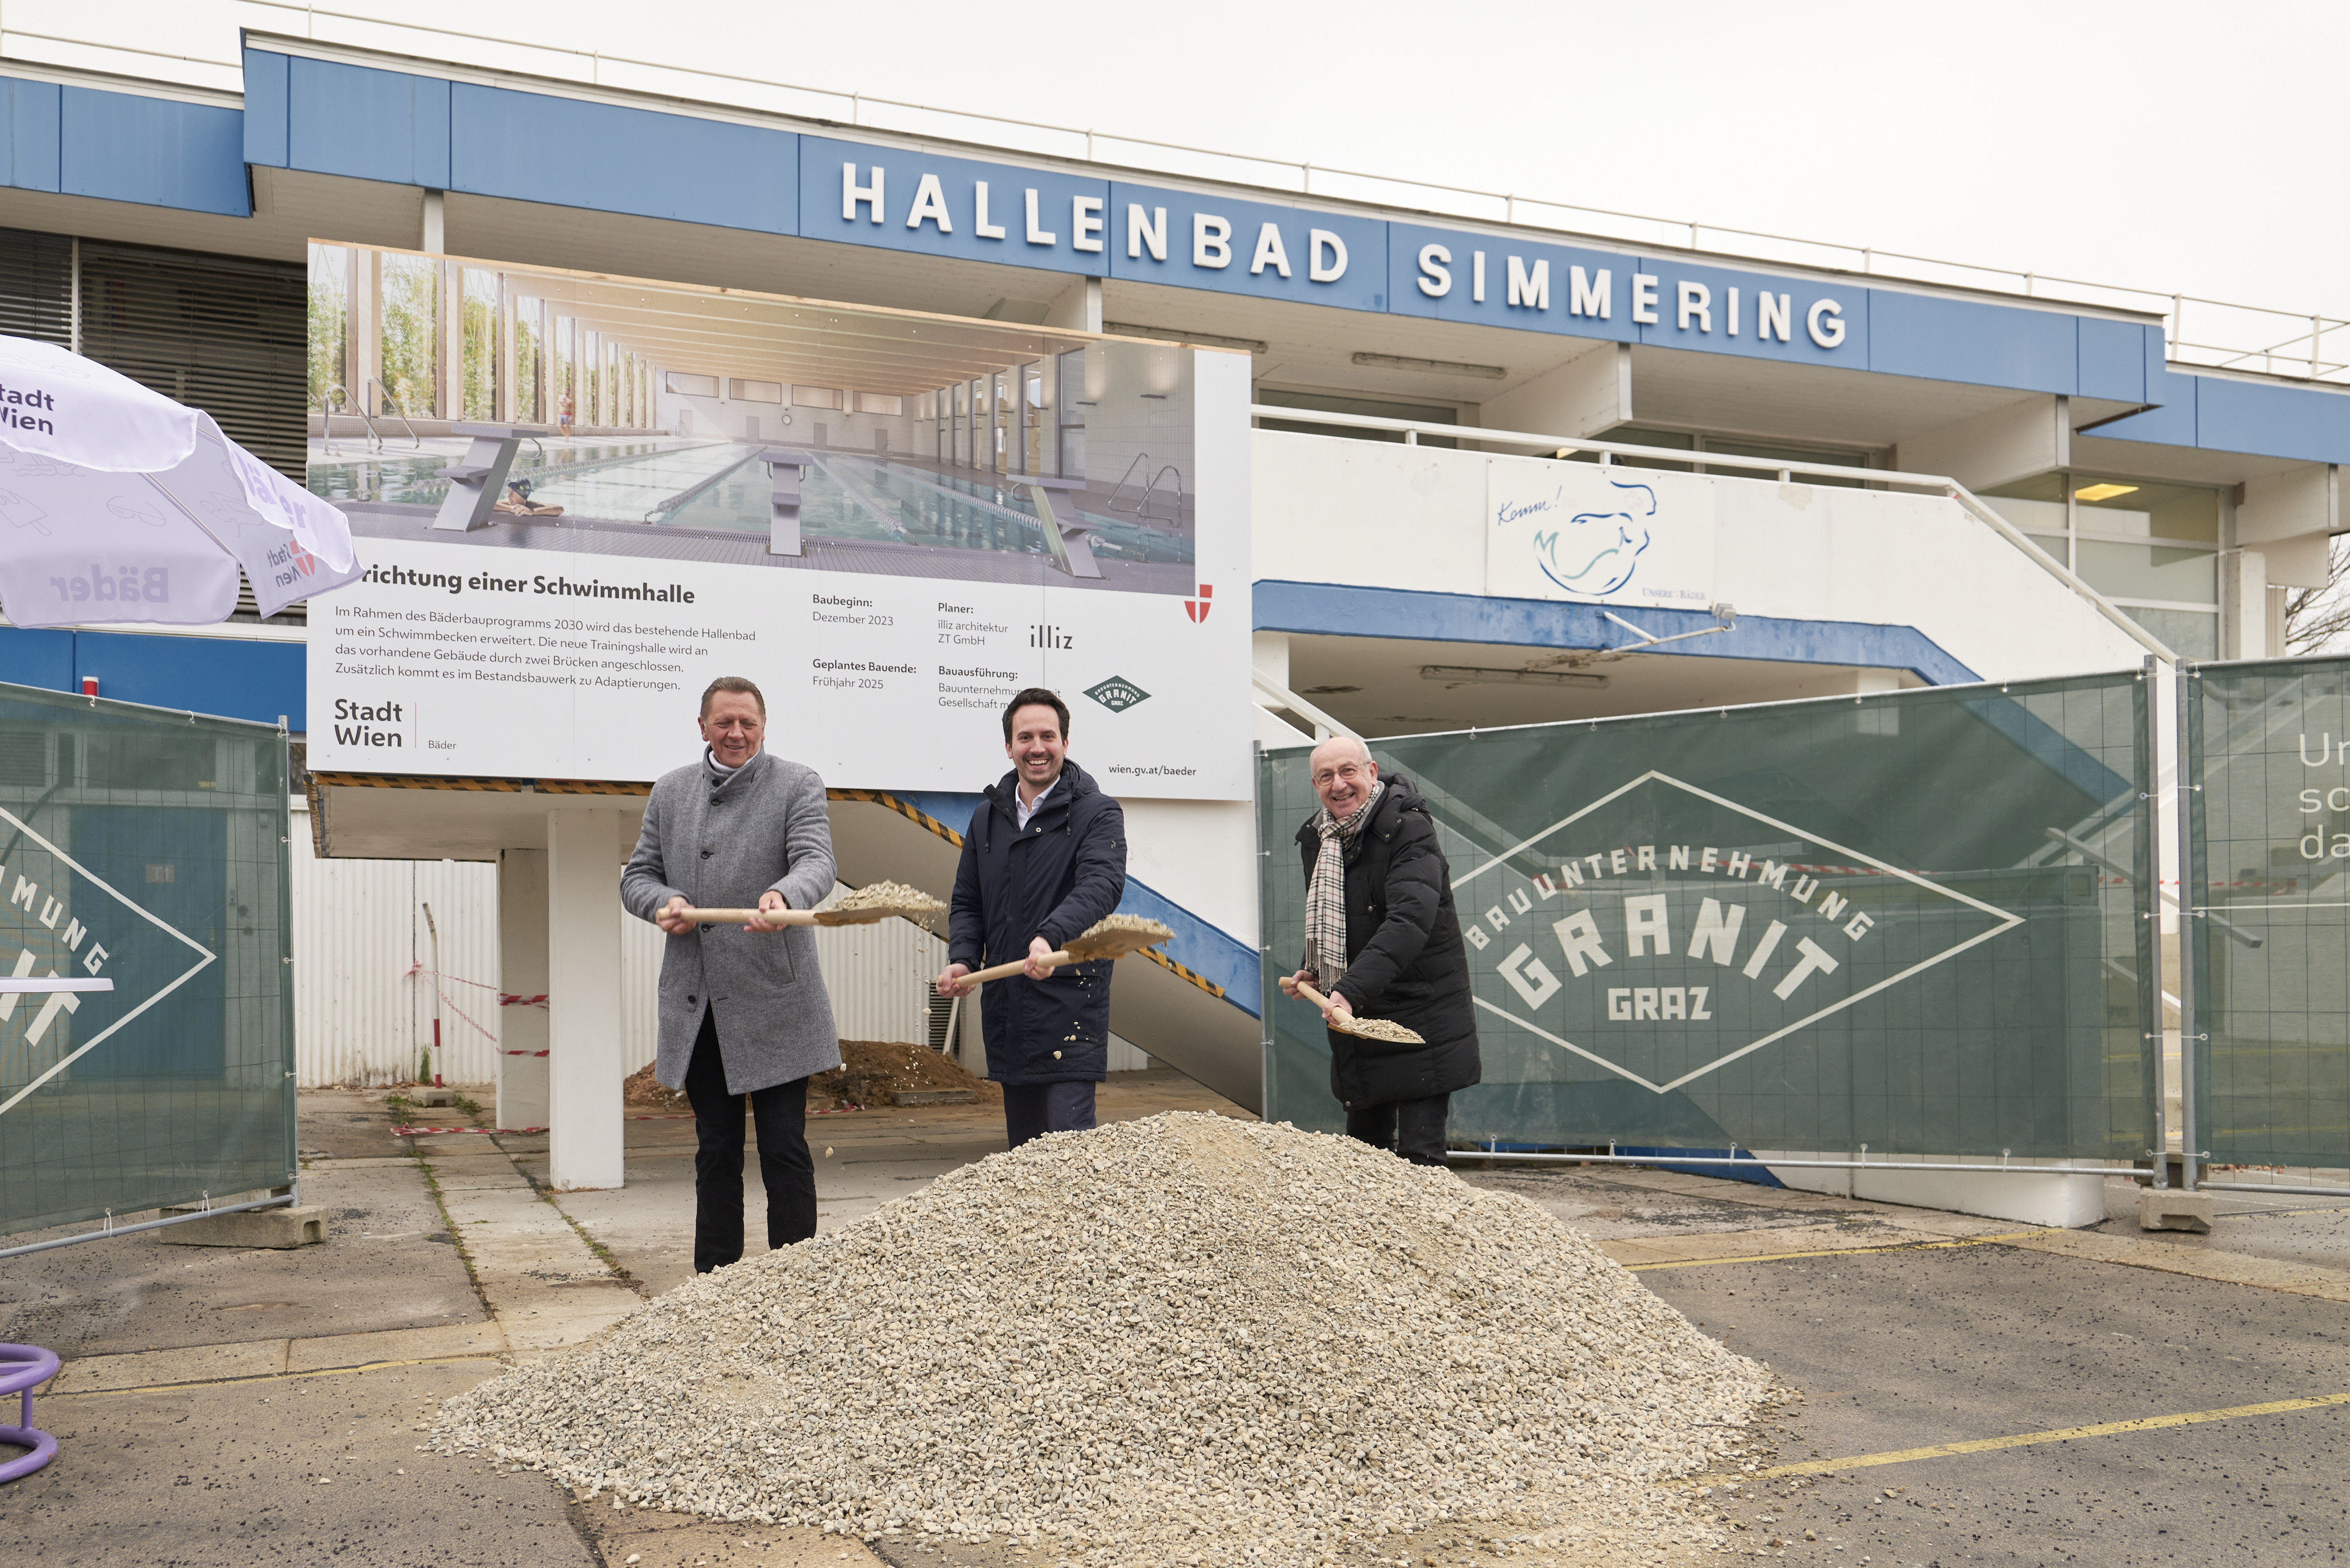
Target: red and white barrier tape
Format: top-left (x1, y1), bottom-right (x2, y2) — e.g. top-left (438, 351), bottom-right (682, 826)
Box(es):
top-left (402, 964), bottom-right (500, 1044)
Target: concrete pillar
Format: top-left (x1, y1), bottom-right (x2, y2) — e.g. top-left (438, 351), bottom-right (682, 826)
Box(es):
top-left (1892, 394), bottom-right (2068, 492)
top-left (547, 808), bottom-right (625, 1189)
top-left (354, 249), bottom-right (381, 414)
top-left (1044, 276), bottom-right (1102, 333)
top-left (437, 258), bottom-right (461, 421)
top-left (1252, 630), bottom-right (1292, 689)
top-left (496, 849), bottom-right (550, 1130)
top-left (421, 189), bottom-right (446, 253)
top-left (1477, 341), bottom-right (1631, 444)
top-left (494, 276), bottom-right (517, 426)
top-left (2237, 464), bottom-right (2336, 595)
top-left (2224, 549), bottom-right (2270, 660)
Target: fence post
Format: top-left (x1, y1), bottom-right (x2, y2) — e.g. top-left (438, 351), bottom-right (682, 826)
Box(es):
top-left (2174, 664), bottom-right (2200, 1191)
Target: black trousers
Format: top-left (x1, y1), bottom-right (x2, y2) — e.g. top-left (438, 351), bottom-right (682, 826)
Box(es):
top-left (1002, 1080), bottom-right (1098, 1149)
top-left (682, 1009), bottom-right (816, 1272)
top-left (1346, 1093), bottom-right (1451, 1167)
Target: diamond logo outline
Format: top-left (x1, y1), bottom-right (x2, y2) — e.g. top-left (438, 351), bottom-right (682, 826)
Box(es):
top-left (0, 804), bottom-right (219, 1117)
top-left (1454, 770), bottom-right (2025, 1095)
top-left (1083, 675), bottom-right (1151, 713)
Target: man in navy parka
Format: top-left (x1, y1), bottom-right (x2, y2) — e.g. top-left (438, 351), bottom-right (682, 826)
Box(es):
top-left (937, 687), bottom-right (1128, 1147)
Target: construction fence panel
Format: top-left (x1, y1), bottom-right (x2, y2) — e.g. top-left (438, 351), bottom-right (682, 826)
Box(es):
top-left (1259, 669), bottom-right (2157, 1159)
top-left (0, 683), bottom-right (294, 1237)
top-left (2185, 658), bottom-right (2350, 1174)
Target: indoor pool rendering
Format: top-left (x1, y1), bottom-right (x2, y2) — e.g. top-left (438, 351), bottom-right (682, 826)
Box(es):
top-left (308, 440), bottom-right (1194, 572)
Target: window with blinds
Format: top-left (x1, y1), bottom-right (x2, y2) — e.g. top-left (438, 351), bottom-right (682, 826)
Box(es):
top-left (0, 227), bottom-right (312, 624)
top-left (77, 239), bottom-right (306, 480)
top-left (0, 228), bottom-right (72, 347)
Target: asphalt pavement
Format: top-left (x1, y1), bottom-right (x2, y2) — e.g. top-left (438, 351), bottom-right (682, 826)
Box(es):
top-left (2, 1083), bottom-right (2345, 1566)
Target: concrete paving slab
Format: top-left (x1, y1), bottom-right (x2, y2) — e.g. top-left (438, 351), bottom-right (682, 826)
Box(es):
top-left (284, 1321), bottom-right (511, 1372)
top-left (0, 1162), bottom-right (483, 1357)
top-left (578, 1507), bottom-right (887, 1567)
top-left (15, 1359), bottom-right (595, 1566)
top-left (2092, 1179), bottom-right (2350, 1271)
top-left (298, 1090), bottom-right (422, 1159)
top-left (49, 1336), bottom-right (290, 1393)
top-left (503, 1305), bottom-right (644, 1349)
top-left (45, 1322), bottom-right (514, 1395)
top-left (2008, 1225), bottom-right (2350, 1301)
top-left (1595, 1221), bottom-right (2007, 1269)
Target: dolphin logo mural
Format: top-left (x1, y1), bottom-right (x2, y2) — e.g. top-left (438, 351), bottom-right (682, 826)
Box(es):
top-left (1531, 477), bottom-right (1655, 597)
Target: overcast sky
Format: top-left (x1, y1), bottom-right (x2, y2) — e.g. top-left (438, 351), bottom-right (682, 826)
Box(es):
top-left (321, 0), bottom-right (2339, 346)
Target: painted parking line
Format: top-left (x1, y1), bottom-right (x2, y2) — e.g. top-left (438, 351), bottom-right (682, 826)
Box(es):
top-left (1706, 1390), bottom-right (2350, 1482)
top-left (1623, 1232), bottom-right (2037, 1272)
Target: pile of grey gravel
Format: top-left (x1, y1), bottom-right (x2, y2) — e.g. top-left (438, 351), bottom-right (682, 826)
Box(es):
top-left (431, 1112), bottom-right (1774, 1565)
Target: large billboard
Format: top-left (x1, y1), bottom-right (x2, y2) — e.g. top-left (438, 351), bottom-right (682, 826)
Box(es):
top-left (302, 245), bottom-right (1251, 798)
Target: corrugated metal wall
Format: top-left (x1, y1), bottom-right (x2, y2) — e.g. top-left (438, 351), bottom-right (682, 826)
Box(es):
top-left (290, 802), bottom-right (503, 1086)
top-left (293, 802), bottom-right (985, 1086)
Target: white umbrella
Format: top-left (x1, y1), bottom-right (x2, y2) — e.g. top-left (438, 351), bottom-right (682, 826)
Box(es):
top-left (0, 334), bottom-right (362, 627)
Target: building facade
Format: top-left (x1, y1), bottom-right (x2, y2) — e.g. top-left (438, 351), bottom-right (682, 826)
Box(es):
top-left (1, 17), bottom-right (2341, 1167)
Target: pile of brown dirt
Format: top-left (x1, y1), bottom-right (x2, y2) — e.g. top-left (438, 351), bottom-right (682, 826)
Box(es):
top-left (622, 1062), bottom-right (687, 1111)
top-left (623, 1041), bottom-right (997, 1114)
top-left (813, 1039), bottom-right (999, 1112)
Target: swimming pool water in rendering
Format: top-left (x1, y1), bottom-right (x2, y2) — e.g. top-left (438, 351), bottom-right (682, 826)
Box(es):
top-left (306, 442), bottom-right (1194, 567)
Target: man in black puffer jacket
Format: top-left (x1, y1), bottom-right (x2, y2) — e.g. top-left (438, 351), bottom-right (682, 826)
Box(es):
top-left (1281, 735), bottom-right (1480, 1166)
top-left (937, 687), bottom-right (1127, 1149)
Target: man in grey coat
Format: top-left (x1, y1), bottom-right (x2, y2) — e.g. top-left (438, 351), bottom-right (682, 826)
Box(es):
top-left (620, 675), bottom-right (841, 1273)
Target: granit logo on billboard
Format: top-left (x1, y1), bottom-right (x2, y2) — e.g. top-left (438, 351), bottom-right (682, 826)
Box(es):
top-left (1084, 676), bottom-right (1151, 713)
top-left (1452, 771), bottom-right (2021, 1094)
top-left (0, 805), bottom-right (217, 1116)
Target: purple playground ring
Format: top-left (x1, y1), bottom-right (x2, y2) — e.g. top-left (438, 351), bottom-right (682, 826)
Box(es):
top-left (0, 1341), bottom-right (60, 1483)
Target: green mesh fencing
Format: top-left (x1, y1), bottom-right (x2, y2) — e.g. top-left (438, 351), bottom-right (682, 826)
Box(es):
top-left (1260, 670), bottom-right (2157, 1158)
top-left (0, 683), bottom-right (293, 1237)
top-left (2186, 659), bottom-right (2350, 1173)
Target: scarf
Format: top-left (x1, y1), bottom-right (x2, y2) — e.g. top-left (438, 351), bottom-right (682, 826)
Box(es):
top-left (1305, 779), bottom-right (1384, 988)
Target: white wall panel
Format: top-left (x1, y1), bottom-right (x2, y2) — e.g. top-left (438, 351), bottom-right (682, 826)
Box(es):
top-left (1252, 432), bottom-right (2150, 685)
top-left (411, 856), bottom-right (503, 1084)
top-left (290, 801), bottom-right (499, 1087)
top-left (619, 909), bottom-right (662, 1076)
top-left (811, 884), bottom-right (944, 1046)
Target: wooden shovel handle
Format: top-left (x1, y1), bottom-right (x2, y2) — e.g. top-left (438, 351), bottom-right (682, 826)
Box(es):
top-left (673, 906), bottom-right (819, 928)
top-left (957, 949), bottom-right (1077, 987)
top-left (1292, 978), bottom-right (1342, 1017)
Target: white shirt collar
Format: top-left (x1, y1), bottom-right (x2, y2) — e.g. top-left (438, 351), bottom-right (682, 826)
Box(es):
top-left (1015, 772), bottom-right (1062, 829)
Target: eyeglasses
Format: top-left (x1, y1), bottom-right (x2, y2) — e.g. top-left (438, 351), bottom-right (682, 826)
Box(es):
top-left (1311, 762), bottom-right (1369, 786)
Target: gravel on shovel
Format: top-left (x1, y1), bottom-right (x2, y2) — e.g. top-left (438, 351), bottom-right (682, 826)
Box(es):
top-left (430, 1112), bottom-right (1774, 1565)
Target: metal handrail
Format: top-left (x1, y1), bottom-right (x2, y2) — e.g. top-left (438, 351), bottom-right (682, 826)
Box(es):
top-left (364, 378), bottom-right (422, 450)
top-left (317, 382), bottom-right (349, 456)
top-left (214, 6), bottom-right (2350, 376)
top-left (1105, 452), bottom-right (1152, 516)
top-left (1250, 672), bottom-right (1356, 742)
top-left (1141, 464), bottom-right (1183, 523)
top-left (1248, 402), bottom-right (2178, 666)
